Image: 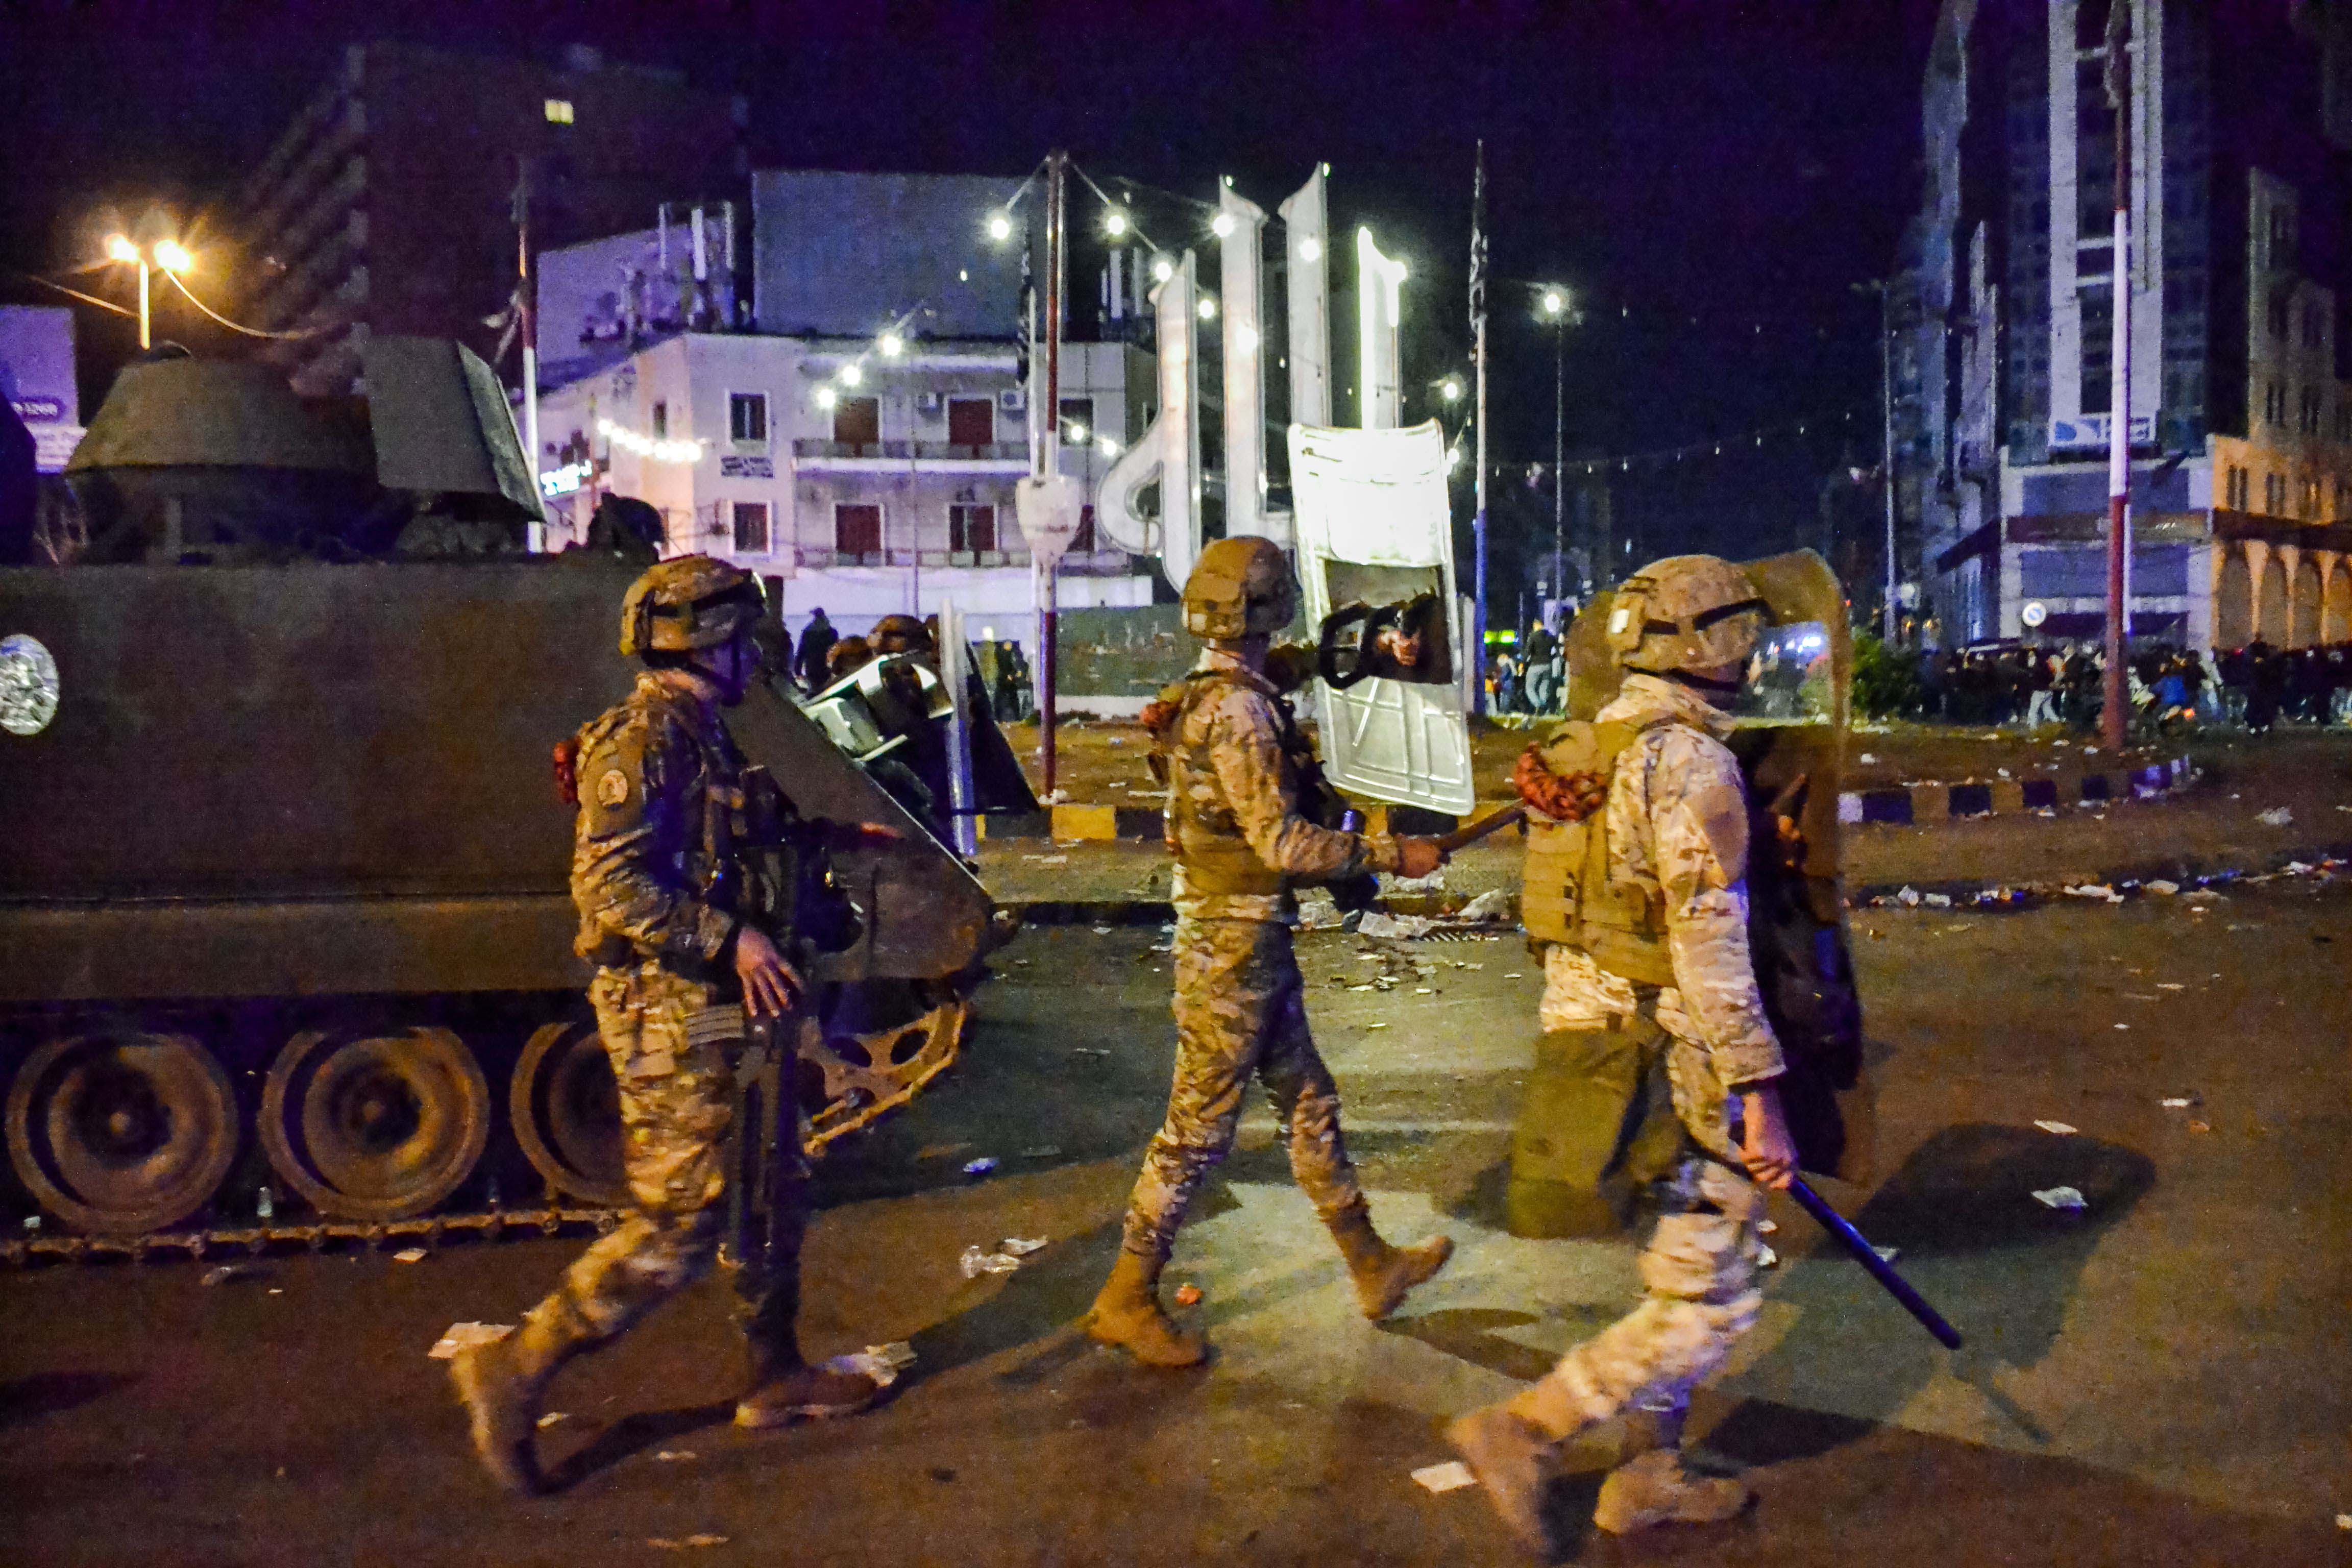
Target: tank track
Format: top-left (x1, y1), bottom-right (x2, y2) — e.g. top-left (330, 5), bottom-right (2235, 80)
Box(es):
top-left (2, 1203), bottom-right (620, 1268)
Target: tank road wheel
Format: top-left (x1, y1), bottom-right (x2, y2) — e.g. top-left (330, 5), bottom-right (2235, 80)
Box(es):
top-left (259, 1026), bottom-right (489, 1220)
top-left (801, 982), bottom-right (974, 1155)
top-left (5, 1030), bottom-right (240, 1235)
top-left (510, 1020), bottom-right (628, 1207)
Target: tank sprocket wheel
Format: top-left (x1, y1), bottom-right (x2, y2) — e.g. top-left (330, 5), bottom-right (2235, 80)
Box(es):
top-left (5, 1030), bottom-right (240, 1235)
top-left (801, 981), bottom-right (972, 1155)
top-left (510, 1020), bottom-right (629, 1207)
top-left (259, 1026), bottom-right (489, 1220)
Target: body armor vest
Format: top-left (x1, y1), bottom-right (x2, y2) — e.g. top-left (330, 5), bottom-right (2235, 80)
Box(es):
top-left (1153, 668), bottom-right (1336, 897)
top-left (1518, 716), bottom-right (1686, 987)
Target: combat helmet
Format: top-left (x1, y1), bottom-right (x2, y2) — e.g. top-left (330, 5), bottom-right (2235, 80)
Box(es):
top-left (1606, 554), bottom-right (1769, 680)
top-left (1182, 536), bottom-right (1297, 640)
top-left (871, 613), bottom-right (934, 656)
top-left (618, 555), bottom-right (765, 657)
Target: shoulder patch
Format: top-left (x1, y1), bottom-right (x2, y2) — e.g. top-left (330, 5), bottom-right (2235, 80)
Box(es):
top-left (597, 769), bottom-right (631, 807)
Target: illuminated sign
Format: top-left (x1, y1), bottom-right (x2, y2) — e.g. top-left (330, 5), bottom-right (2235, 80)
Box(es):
top-left (539, 461), bottom-right (589, 498)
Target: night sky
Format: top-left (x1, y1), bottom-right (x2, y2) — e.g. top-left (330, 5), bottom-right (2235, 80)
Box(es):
top-left (1, 0), bottom-right (1943, 585)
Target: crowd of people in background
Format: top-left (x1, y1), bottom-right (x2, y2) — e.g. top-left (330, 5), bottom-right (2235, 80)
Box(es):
top-left (783, 605), bottom-right (1035, 720)
top-left (1907, 639), bottom-right (2352, 733)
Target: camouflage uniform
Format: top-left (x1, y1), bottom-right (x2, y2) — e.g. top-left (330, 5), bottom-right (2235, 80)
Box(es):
top-left (519, 671), bottom-right (793, 1352)
top-left (1511, 670), bottom-right (1781, 1435)
top-left (1118, 648), bottom-right (1403, 1261)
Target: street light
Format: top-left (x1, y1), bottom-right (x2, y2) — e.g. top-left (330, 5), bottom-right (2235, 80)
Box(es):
top-left (1539, 287), bottom-right (1571, 602)
top-left (878, 331), bottom-right (904, 358)
top-left (104, 232), bottom-right (191, 351)
top-left (1439, 377), bottom-right (1463, 403)
top-left (1102, 209), bottom-right (1129, 238)
top-left (986, 211), bottom-right (1014, 242)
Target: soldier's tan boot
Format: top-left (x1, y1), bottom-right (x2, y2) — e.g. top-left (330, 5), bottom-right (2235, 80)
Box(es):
top-left (1444, 1406), bottom-right (1557, 1558)
top-left (449, 1315), bottom-right (583, 1496)
top-left (1084, 1250), bottom-right (1207, 1367)
top-left (1327, 1202), bottom-right (1455, 1320)
top-left (736, 1342), bottom-right (889, 1429)
top-left (1590, 1448), bottom-right (1752, 1534)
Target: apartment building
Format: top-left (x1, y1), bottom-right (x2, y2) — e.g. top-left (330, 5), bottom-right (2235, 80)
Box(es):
top-left (1897, 0), bottom-right (2352, 649)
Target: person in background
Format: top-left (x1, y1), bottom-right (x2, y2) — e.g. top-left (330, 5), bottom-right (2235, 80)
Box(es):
top-left (794, 607), bottom-right (838, 692)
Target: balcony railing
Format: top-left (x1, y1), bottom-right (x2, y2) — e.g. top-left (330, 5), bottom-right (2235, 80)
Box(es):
top-left (791, 439), bottom-right (1030, 464)
top-left (782, 546), bottom-right (1141, 574)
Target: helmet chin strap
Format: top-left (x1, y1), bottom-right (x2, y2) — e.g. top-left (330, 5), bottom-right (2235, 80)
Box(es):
top-left (1631, 666), bottom-right (1744, 696)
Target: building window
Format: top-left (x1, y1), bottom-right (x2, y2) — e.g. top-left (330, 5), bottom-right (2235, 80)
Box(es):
top-left (732, 502), bottom-right (770, 553)
top-left (2336, 403), bottom-right (2352, 443)
top-left (729, 393), bottom-right (768, 445)
top-left (2269, 290), bottom-right (2292, 340)
top-left (949, 503), bottom-right (997, 553)
top-left (2302, 479), bottom-right (2322, 519)
top-left (946, 397), bottom-right (994, 449)
top-left (544, 99), bottom-right (574, 125)
top-left (2226, 465), bottom-right (2249, 511)
top-left (835, 503), bottom-right (882, 556)
top-left (832, 396), bottom-right (880, 449)
top-left (2264, 473), bottom-right (2285, 514)
top-left (2305, 307), bottom-right (2326, 351)
top-left (2336, 480), bottom-right (2350, 519)
top-left (651, 401), bottom-right (669, 439)
top-left (2300, 389), bottom-right (2323, 436)
top-left (2263, 381), bottom-right (2284, 426)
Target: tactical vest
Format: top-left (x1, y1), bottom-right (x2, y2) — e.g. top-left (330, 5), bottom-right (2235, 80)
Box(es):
top-left (1153, 668), bottom-right (1329, 897)
top-left (1519, 716), bottom-right (1686, 987)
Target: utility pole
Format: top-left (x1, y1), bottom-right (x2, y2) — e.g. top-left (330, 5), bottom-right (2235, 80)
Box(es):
top-left (516, 159), bottom-right (546, 551)
top-left (2100, 0), bottom-right (2134, 750)
top-left (1877, 281), bottom-right (1899, 642)
top-left (1037, 150), bottom-right (1068, 797)
top-left (1469, 140), bottom-right (1489, 712)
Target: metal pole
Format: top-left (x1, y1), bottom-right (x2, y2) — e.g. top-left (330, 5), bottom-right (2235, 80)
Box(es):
top-left (1879, 282), bottom-right (1898, 642)
top-left (938, 597), bottom-right (979, 857)
top-left (137, 259), bottom-right (150, 352)
top-left (518, 159), bottom-right (545, 552)
top-left (2101, 0), bottom-right (2133, 750)
top-left (1038, 151), bottom-right (1066, 799)
top-left (1552, 321), bottom-right (1565, 607)
top-left (1471, 140), bottom-right (1489, 714)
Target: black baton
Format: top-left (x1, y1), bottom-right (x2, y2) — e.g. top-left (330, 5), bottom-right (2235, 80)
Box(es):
top-left (1782, 1175), bottom-right (1964, 1350)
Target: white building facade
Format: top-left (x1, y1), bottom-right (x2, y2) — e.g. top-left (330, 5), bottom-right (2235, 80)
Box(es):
top-left (537, 330), bottom-right (1153, 628)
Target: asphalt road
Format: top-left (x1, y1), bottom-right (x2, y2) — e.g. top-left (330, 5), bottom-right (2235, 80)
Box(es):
top-left (4, 884), bottom-right (2349, 1565)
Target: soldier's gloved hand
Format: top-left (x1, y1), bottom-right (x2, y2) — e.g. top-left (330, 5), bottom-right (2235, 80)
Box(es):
top-left (1396, 836), bottom-right (1446, 879)
top-left (1512, 745), bottom-right (1606, 823)
top-left (1736, 1082), bottom-right (1798, 1191)
top-left (734, 926), bottom-right (805, 1018)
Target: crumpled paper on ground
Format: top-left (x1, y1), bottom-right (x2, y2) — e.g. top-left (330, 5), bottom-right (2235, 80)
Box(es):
top-left (2031, 1186), bottom-right (2088, 1211)
top-left (428, 1321), bottom-right (512, 1360)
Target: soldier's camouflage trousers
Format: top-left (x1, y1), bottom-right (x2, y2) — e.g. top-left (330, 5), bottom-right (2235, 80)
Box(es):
top-left (519, 963), bottom-right (799, 1352)
top-left (1120, 916), bottom-right (1365, 1260)
top-left (1506, 1155), bottom-right (1766, 1437)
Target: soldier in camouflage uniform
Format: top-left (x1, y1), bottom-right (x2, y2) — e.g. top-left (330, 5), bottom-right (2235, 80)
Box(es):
top-left (451, 556), bottom-right (890, 1494)
top-left (1085, 537), bottom-right (1457, 1368)
top-left (1448, 554), bottom-right (1801, 1552)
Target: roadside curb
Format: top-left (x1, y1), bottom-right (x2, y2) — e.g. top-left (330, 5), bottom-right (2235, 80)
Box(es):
top-left (983, 755), bottom-right (2200, 843)
top-left (1838, 754), bottom-right (2197, 826)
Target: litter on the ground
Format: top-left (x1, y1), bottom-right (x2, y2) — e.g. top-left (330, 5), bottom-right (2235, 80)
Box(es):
top-left (1922, 893), bottom-right (1953, 908)
top-left (2160, 1097), bottom-right (2195, 1108)
top-left (2114, 1023), bottom-right (2130, 1031)
top-left (2034, 1120), bottom-right (2078, 1135)
top-left (648, 1535), bottom-right (729, 1550)
top-left (1386, 870), bottom-right (1447, 893)
top-left (1872, 1246), bottom-right (1900, 1263)
top-left (2146, 880), bottom-right (2179, 895)
top-left (1357, 910), bottom-right (1440, 940)
top-left (1174, 1283), bottom-right (1204, 1306)
top-left (2335, 1513), bottom-right (2349, 1530)
top-left (1367, 1021), bottom-right (1391, 1030)
top-left (200, 1263), bottom-right (265, 1286)
top-left (654, 1450), bottom-right (696, 1462)
top-left (2032, 1186), bottom-right (2089, 1211)
top-left (2256, 806), bottom-right (2293, 826)
top-left (2156, 983), bottom-right (2186, 991)
top-left (2188, 1120), bottom-right (2212, 1134)
top-left (1895, 886), bottom-right (1921, 907)
top-left (1000, 1236), bottom-right (1048, 1256)
top-left (1757, 1218), bottom-right (1778, 1234)
top-left (1091, 925), bottom-right (1113, 936)
top-left (428, 1322), bottom-right (512, 1359)
top-left (1019, 1145), bottom-right (1063, 1159)
top-left (393, 1247), bottom-right (427, 1264)
top-left (1022, 853), bottom-right (1069, 864)
top-left (1455, 889), bottom-right (1514, 924)
top-left (2064, 884), bottom-right (2122, 902)
top-left (1070, 1047), bottom-right (1110, 1059)
top-left (960, 1245), bottom-right (1023, 1279)
top-left (1411, 1460), bottom-right (1479, 1493)
top-left (962, 1157), bottom-right (999, 1178)
top-left (1858, 753), bottom-right (1877, 764)
top-left (1755, 1244), bottom-right (1779, 1269)
top-left (827, 1344), bottom-right (912, 1388)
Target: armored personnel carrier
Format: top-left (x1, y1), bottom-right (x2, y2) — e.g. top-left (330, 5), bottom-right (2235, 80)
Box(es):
top-left (0, 344), bottom-right (1009, 1254)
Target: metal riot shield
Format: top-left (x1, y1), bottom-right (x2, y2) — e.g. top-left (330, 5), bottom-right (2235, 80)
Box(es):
top-left (1537, 549), bottom-right (1870, 1189)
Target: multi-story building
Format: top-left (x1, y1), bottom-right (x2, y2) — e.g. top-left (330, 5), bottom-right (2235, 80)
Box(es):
top-left (234, 42), bottom-right (746, 396)
top-left (532, 170), bottom-right (1155, 628)
top-left (1897, 0), bottom-right (2352, 650)
top-left (534, 330), bottom-right (1150, 627)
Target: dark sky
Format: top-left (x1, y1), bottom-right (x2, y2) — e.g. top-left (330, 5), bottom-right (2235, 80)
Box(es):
top-left (0, 0), bottom-right (1942, 584)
